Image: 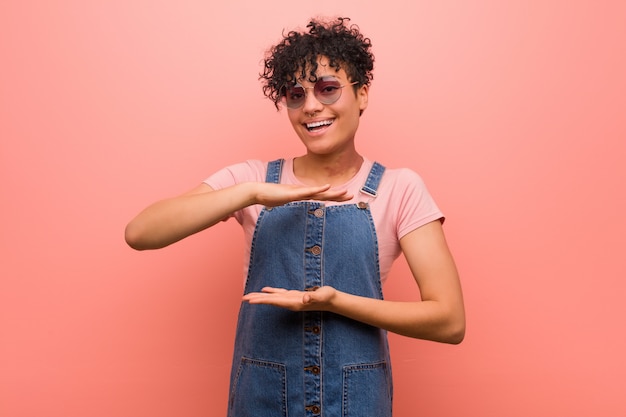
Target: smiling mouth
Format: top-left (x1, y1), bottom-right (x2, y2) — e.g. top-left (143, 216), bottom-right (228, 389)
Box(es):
top-left (305, 119), bottom-right (334, 132)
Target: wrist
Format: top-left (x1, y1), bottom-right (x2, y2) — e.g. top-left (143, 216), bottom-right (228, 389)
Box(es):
top-left (322, 286), bottom-right (341, 312)
top-left (238, 182), bottom-right (260, 207)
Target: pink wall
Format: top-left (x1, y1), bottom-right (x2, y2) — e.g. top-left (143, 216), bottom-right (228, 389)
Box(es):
top-left (2, 1), bottom-right (625, 416)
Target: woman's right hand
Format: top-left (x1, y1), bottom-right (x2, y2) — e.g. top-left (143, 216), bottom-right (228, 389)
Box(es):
top-left (252, 182), bottom-right (352, 207)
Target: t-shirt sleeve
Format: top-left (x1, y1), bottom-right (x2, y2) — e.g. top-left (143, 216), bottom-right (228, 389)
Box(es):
top-left (393, 168), bottom-right (445, 240)
top-left (203, 159), bottom-right (266, 190)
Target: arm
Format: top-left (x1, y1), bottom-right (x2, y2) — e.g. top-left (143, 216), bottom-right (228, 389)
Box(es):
top-left (243, 220), bottom-right (466, 344)
top-left (124, 182), bottom-right (352, 250)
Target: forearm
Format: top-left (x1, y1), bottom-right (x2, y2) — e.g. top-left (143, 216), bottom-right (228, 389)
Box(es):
top-left (125, 182), bottom-right (254, 250)
top-left (328, 291), bottom-right (465, 344)
top-left (125, 181), bottom-right (352, 250)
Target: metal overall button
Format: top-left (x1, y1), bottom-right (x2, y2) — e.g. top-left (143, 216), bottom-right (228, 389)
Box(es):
top-left (308, 206), bottom-right (325, 217)
top-left (304, 365), bottom-right (321, 374)
top-left (307, 245), bottom-right (322, 255)
top-left (305, 325), bottom-right (321, 334)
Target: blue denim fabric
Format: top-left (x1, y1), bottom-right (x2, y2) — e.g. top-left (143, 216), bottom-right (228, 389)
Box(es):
top-left (227, 160), bottom-right (392, 417)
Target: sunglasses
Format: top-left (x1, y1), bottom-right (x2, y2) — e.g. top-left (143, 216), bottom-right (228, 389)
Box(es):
top-left (281, 76), bottom-right (359, 109)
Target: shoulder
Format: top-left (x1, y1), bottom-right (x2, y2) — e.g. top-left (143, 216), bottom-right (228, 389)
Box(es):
top-left (230, 159), bottom-right (268, 179)
top-left (373, 163), bottom-right (444, 227)
top-left (378, 164), bottom-right (428, 194)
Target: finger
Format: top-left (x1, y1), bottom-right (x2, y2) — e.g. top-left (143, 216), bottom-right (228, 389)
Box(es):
top-left (241, 292), bottom-right (261, 301)
top-left (311, 189), bottom-right (352, 201)
top-left (326, 192), bottom-right (353, 201)
top-left (308, 184), bottom-right (332, 192)
top-left (261, 287), bottom-right (287, 293)
top-left (293, 183), bottom-right (330, 195)
top-left (242, 293), bottom-right (278, 304)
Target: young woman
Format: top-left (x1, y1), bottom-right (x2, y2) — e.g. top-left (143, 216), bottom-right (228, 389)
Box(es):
top-left (125, 17), bottom-right (465, 417)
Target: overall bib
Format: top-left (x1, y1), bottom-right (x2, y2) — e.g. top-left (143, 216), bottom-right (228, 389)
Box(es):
top-left (228, 159), bottom-right (392, 417)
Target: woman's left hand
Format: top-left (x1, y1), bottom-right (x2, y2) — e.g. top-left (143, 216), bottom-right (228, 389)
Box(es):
top-left (242, 286), bottom-right (337, 311)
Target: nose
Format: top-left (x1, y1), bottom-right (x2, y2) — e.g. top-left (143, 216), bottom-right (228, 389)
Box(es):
top-left (301, 86), bottom-right (324, 114)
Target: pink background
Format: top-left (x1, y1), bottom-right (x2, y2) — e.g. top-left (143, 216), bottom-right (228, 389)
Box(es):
top-left (1, 1), bottom-right (625, 416)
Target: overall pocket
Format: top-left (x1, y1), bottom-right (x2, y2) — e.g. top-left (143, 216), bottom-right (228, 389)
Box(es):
top-left (229, 357), bottom-right (287, 417)
top-left (343, 361), bottom-right (392, 417)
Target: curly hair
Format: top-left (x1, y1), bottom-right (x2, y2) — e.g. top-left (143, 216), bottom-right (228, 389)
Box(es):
top-left (260, 17), bottom-right (374, 109)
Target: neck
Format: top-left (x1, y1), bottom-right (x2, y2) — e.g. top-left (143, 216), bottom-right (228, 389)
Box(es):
top-left (293, 151), bottom-right (364, 187)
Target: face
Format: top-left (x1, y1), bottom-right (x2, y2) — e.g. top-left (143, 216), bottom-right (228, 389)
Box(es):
top-left (284, 57), bottom-right (369, 157)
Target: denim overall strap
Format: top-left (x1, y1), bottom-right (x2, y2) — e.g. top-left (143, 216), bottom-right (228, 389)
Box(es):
top-left (228, 161), bottom-right (392, 417)
top-left (360, 161), bottom-right (385, 197)
top-left (265, 159), bottom-right (284, 184)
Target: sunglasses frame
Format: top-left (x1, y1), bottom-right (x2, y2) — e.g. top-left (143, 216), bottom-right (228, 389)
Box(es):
top-left (281, 76), bottom-right (359, 109)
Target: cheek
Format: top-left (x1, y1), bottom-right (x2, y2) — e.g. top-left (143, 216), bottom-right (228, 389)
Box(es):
top-left (347, 115), bottom-right (361, 133)
top-left (341, 102), bottom-right (363, 121)
top-left (286, 110), bottom-right (301, 126)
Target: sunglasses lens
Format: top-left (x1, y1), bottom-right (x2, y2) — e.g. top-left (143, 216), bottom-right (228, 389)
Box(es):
top-left (284, 85), bottom-right (306, 109)
top-left (314, 77), bottom-right (342, 104)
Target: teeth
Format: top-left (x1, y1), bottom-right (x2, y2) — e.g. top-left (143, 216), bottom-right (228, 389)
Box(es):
top-left (307, 120), bottom-right (333, 129)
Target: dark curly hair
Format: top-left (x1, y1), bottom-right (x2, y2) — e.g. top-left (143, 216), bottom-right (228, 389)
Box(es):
top-left (260, 17), bottom-right (374, 109)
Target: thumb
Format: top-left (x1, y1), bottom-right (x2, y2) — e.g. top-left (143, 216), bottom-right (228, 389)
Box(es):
top-left (302, 293), bottom-right (313, 304)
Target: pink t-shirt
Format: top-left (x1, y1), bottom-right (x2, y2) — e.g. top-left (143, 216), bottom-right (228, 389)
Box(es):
top-left (204, 158), bottom-right (444, 284)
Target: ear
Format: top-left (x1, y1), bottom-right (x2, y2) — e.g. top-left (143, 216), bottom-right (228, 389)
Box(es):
top-left (358, 84), bottom-right (369, 115)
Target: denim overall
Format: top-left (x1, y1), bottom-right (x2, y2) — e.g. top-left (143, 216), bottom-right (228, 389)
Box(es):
top-left (227, 159), bottom-right (392, 417)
